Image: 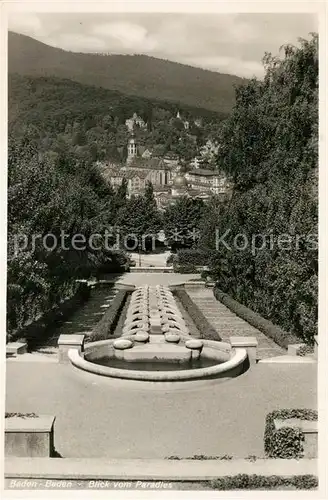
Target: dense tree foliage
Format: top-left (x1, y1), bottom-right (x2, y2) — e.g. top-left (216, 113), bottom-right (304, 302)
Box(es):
top-left (115, 182), bottom-right (163, 252)
top-left (9, 74), bottom-right (223, 164)
top-left (200, 35), bottom-right (318, 342)
top-left (163, 197), bottom-right (206, 250)
top-left (7, 135), bottom-right (126, 337)
top-left (7, 33), bottom-right (318, 346)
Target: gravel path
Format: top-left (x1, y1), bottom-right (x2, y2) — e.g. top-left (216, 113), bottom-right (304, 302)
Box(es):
top-left (6, 360), bottom-right (316, 459)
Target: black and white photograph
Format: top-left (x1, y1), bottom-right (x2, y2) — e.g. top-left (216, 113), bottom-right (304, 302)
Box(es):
top-left (2, 1), bottom-right (325, 496)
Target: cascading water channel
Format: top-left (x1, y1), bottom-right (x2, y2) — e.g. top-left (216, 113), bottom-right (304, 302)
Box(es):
top-left (68, 285), bottom-right (248, 382)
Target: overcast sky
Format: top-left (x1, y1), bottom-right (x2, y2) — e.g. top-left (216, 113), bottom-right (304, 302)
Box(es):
top-left (8, 12), bottom-right (317, 78)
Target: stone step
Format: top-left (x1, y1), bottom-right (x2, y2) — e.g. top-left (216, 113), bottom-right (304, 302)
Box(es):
top-left (187, 289), bottom-right (284, 358)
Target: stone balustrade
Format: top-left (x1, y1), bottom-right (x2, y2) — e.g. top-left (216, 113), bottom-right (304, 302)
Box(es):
top-left (230, 336), bottom-right (258, 365)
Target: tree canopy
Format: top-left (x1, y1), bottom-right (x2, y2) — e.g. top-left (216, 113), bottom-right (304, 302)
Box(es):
top-left (200, 34), bottom-right (318, 342)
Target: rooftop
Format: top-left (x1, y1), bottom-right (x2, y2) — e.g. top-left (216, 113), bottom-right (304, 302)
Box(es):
top-left (128, 157), bottom-right (170, 170)
top-left (188, 169), bottom-right (221, 177)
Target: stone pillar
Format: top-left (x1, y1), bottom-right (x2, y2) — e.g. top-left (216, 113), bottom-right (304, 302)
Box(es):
top-left (58, 334), bottom-right (85, 364)
top-left (287, 344), bottom-right (304, 356)
top-left (6, 342), bottom-right (27, 358)
top-left (185, 339), bottom-right (203, 359)
top-left (5, 415), bottom-right (56, 457)
top-left (230, 336), bottom-right (258, 365)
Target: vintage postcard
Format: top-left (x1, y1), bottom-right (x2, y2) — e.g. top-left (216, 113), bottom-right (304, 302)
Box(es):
top-left (1, 1), bottom-right (325, 498)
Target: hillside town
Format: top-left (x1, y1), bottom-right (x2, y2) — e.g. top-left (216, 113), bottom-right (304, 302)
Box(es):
top-left (97, 111), bottom-right (232, 208)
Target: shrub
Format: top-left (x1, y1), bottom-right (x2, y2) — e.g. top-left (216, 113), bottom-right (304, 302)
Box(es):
top-left (97, 249), bottom-right (129, 274)
top-left (5, 412), bottom-right (39, 418)
top-left (174, 289), bottom-right (221, 340)
top-left (173, 249), bottom-right (210, 273)
top-left (210, 474), bottom-right (318, 490)
top-left (87, 290), bottom-right (128, 342)
top-left (297, 344), bottom-right (314, 356)
top-left (166, 455), bottom-right (233, 460)
top-left (173, 263), bottom-right (198, 273)
top-left (175, 249), bottom-right (210, 267)
top-left (264, 409), bottom-right (318, 459)
top-left (166, 254), bottom-right (175, 266)
top-left (213, 287), bottom-right (300, 349)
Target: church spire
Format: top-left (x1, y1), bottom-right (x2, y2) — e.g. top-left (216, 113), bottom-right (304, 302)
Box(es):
top-left (127, 132), bottom-right (138, 164)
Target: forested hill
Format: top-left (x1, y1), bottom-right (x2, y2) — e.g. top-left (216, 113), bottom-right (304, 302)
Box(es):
top-left (8, 31), bottom-right (247, 114)
top-left (8, 73), bottom-right (224, 163)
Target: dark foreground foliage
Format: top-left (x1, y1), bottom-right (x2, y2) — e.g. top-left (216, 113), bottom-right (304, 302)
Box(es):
top-left (210, 474), bottom-right (318, 490)
top-left (200, 35), bottom-right (318, 343)
top-left (264, 408), bottom-right (318, 458)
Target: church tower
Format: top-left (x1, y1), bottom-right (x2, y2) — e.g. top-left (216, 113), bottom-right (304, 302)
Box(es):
top-left (126, 134), bottom-right (138, 164)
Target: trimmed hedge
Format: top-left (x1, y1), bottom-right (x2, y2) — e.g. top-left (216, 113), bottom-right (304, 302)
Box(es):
top-left (264, 409), bottom-right (318, 459)
top-left (213, 287), bottom-right (300, 349)
top-left (173, 264), bottom-right (198, 273)
top-left (5, 412), bottom-right (39, 418)
top-left (210, 474), bottom-right (318, 490)
top-left (166, 455), bottom-right (233, 460)
top-left (175, 249), bottom-right (210, 266)
top-left (87, 290), bottom-right (128, 342)
top-left (174, 289), bottom-right (221, 341)
top-left (172, 249), bottom-right (210, 273)
top-left (298, 344), bottom-right (314, 356)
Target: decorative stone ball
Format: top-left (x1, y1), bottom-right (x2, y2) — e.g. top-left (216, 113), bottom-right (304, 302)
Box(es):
top-left (113, 339), bottom-right (133, 350)
top-left (139, 315), bottom-right (149, 322)
top-left (165, 333), bottom-right (181, 343)
top-left (129, 304), bottom-right (141, 310)
top-left (163, 302), bottom-right (176, 309)
top-left (185, 339), bottom-right (203, 350)
top-left (134, 331), bottom-right (149, 343)
top-left (130, 299), bottom-right (147, 306)
top-left (167, 320), bottom-right (185, 329)
top-left (165, 310), bottom-right (182, 318)
top-left (122, 323), bottom-right (148, 335)
top-left (166, 313), bottom-right (183, 322)
top-left (128, 305), bottom-right (148, 314)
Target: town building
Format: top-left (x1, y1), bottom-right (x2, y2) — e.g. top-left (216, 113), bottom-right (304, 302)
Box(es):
top-left (122, 157), bottom-right (174, 189)
top-left (125, 113), bottom-right (147, 132)
top-left (163, 152), bottom-right (180, 167)
top-left (126, 137), bottom-right (155, 164)
top-left (185, 168), bottom-right (232, 196)
top-left (98, 135), bottom-right (232, 209)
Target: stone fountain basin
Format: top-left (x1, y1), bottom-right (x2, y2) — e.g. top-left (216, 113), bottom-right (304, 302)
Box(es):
top-left (85, 340), bottom-right (230, 364)
top-left (120, 343), bottom-right (191, 363)
top-left (68, 337), bottom-right (247, 382)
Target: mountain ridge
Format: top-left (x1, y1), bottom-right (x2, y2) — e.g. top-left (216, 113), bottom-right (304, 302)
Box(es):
top-left (8, 31), bottom-right (248, 113)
